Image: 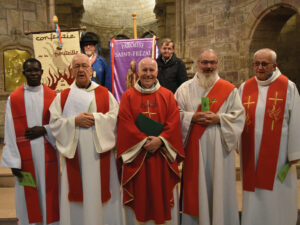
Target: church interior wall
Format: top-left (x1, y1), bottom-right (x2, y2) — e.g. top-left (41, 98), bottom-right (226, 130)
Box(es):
top-left (0, 0), bottom-right (300, 139)
top-left (0, 0), bottom-right (52, 140)
top-left (176, 0), bottom-right (300, 87)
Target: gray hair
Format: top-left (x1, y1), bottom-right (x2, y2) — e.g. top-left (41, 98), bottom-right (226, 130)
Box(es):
top-left (253, 48), bottom-right (277, 63)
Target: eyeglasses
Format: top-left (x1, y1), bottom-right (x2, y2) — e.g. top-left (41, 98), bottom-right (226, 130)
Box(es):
top-left (253, 62), bottom-right (272, 67)
top-left (199, 60), bottom-right (218, 65)
top-left (72, 64), bottom-right (90, 70)
top-left (23, 68), bottom-right (42, 73)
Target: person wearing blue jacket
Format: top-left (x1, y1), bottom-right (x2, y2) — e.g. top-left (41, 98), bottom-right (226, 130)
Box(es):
top-left (80, 32), bottom-right (112, 91)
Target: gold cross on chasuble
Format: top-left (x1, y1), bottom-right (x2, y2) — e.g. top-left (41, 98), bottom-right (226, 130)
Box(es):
top-left (243, 96), bottom-right (255, 109)
top-left (269, 92), bottom-right (283, 106)
top-left (142, 100), bottom-right (157, 119)
top-left (243, 96), bottom-right (255, 129)
top-left (268, 91), bottom-right (283, 131)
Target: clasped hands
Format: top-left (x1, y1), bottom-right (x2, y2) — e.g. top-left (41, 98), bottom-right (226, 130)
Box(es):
top-left (75, 112), bottom-right (95, 128)
top-left (192, 111), bottom-right (220, 126)
top-left (143, 136), bottom-right (163, 154)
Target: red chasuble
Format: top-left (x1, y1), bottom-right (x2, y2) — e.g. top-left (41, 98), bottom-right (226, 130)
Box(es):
top-left (241, 75), bottom-right (288, 191)
top-left (183, 79), bottom-right (235, 217)
top-left (60, 85), bottom-right (111, 203)
top-left (10, 84), bottom-right (59, 224)
top-left (117, 86), bottom-right (185, 224)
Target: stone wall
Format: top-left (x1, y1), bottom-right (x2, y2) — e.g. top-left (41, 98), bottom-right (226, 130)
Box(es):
top-left (0, 0), bottom-right (52, 139)
top-left (155, 0), bottom-right (300, 87)
top-left (55, 0), bottom-right (84, 28)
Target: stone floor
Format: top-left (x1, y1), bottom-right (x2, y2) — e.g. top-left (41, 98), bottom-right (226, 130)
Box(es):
top-left (0, 149), bottom-right (300, 224)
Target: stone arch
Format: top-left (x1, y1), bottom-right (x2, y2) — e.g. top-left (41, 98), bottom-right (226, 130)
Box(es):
top-left (248, 3), bottom-right (300, 89)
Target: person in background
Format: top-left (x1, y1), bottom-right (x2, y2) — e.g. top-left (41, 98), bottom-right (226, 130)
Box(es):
top-left (156, 38), bottom-right (188, 93)
top-left (80, 32), bottom-right (112, 91)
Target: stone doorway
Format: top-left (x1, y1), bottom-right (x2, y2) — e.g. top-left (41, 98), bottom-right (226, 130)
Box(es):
top-left (249, 5), bottom-right (300, 90)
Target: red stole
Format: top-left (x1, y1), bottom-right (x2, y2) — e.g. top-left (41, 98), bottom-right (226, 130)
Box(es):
top-left (241, 75), bottom-right (288, 191)
top-left (10, 84), bottom-right (59, 224)
top-left (183, 79), bottom-right (235, 217)
top-left (90, 53), bottom-right (97, 66)
top-left (60, 85), bottom-right (111, 203)
top-left (117, 87), bottom-right (185, 224)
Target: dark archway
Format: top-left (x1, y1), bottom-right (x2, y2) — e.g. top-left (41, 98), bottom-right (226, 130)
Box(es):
top-left (249, 5), bottom-right (300, 90)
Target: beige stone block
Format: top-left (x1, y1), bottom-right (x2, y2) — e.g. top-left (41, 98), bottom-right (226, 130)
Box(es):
top-left (215, 29), bottom-right (230, 42)
top-left (186, 12), bottom-right (196, 26)
top-left (25, 0), bottom-right (41, 2)
top-left (7, 9), bottom-right (23, 33)
top-left (196, 7), bottom-right (210, 16)
top-left (197, 14), bottom-right (214, 24)
top-left (0, 19), bottom-right (7, 35)
top-left (189, 0), bottom-right (201, 4)
top-left (36, 4), bottom-right (47, 22)
top-left (213, 42), bottom-right (236, 53)
top-left (198, 24), bottom-right (208, 37)
top-left (0, 0), bottom-right (17, 9)
top-left (23, 11), bottom-right (36, 21)
top-left (0, 8), bottom-right (6, 19)
top-left (224, 71), bottom-right (238, 83)
top-left (166, 5), bottom-right (175, 14)
top-left (252, 0), bottom-right (268, 18)
top-left (56, 5), bottom-right (72, 14)
top-left (23, 20), bottom-right (30, 32)
top-left (19, 0), bottom-right (36, 11)
top-left (28, 21), bottom-right (43, 31)
top-left (57, 0), bottom-right (73, 3)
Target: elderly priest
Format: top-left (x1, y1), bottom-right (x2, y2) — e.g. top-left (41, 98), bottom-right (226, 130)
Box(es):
top-left (117, 57), bottom-right (185, 225)
top-left (49, 53), bottom-right (123, 225)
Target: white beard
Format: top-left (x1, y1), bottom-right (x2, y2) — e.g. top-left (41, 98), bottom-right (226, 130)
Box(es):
top-left (197, 71), bottom-right (218, 89)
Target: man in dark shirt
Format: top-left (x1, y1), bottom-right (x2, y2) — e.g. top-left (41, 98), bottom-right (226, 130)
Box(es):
top-left (156, 38), bottom-right (188, 93)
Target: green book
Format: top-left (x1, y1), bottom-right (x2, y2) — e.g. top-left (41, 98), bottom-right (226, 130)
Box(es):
top-left (135, 113), bottom-right (164, 136)
top-left (201, 97), bottom-right (210, 112)
top-left (277, 163), bottom-right (290, 183)
top-left (17, 171), bottom-right (37, 187)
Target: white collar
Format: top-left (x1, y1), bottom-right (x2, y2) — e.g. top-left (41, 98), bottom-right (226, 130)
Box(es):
top-left (24, 83), bottom-right (43, 92)
top-left (134, 80), bottom-right (161, 94)
top-left (255, 67), bottom-right (281, 86)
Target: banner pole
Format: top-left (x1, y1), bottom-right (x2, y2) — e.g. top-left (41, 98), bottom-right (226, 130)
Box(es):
top-left (132, 12), bottom-right (137, 39)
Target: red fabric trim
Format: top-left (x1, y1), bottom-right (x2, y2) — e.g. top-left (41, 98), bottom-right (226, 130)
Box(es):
top-left (90, 53), bottom-right (97, 66)
top-left (10, 84), bottom-right (59, 224)
top-left (242, 75), bottom-right (288, 191)
top-left (110, 39), bottom-right (115, 95)
top-left (61, 86), bottom-right (111, 203)
top-left (60, 88), bottom-right (71, 110)
top-left (95, 86), bottom-right (111, 203)
top-left (183, 79), bottom-right (235, 217)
